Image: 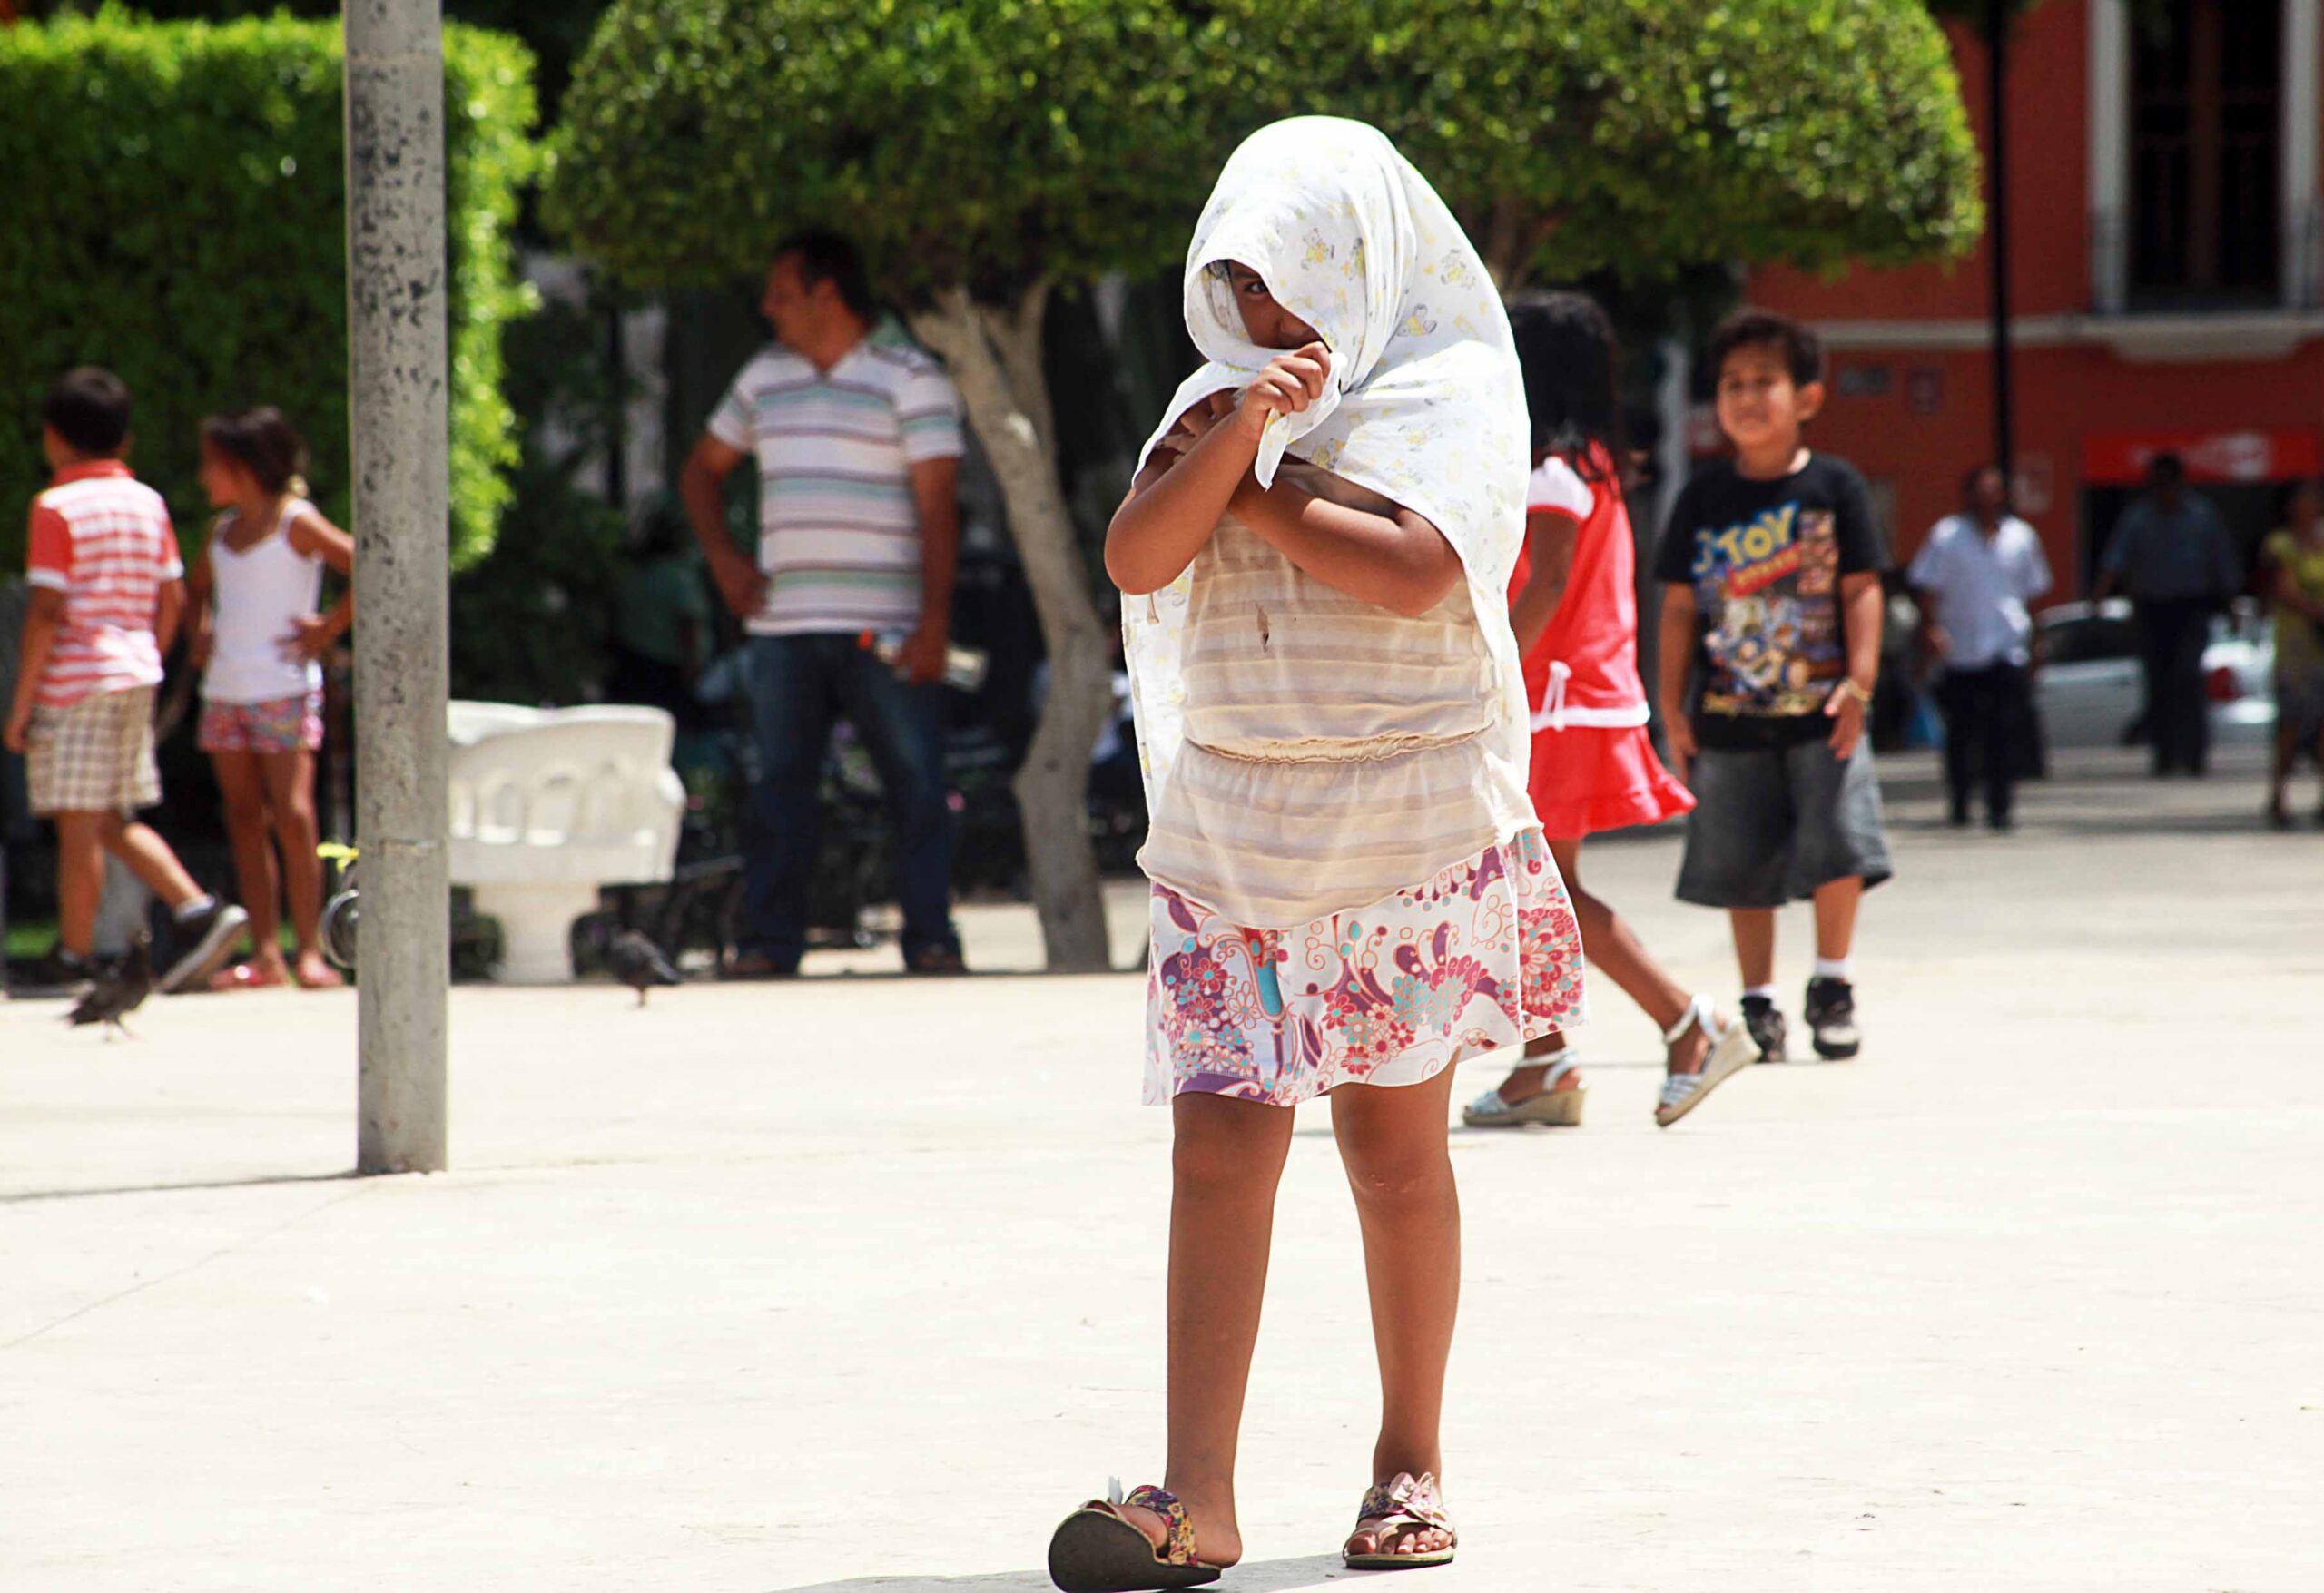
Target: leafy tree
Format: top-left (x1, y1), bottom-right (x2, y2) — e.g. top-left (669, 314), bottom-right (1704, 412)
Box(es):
top-left (548, 0), bottom-right (1981, 971)
top-left (16, 0), bottom-right (608, 115)
top-left (0, 12), bottom-right (537, 572)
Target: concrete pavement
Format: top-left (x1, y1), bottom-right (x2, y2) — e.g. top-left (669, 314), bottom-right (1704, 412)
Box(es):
top-left (3, 746), bottom-right (2320, 1591)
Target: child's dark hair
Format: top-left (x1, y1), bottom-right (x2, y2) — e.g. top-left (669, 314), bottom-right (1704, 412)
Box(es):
top-left (774, 228), bottom-right (877, 320)
top-left (1506, 290), bottom-right (1625, 486)
top-left (1707, 309), bottom-right (1823, 388)
top-left (42, 367), bottom-right (133, 457)
top-left (201, 407), bottom-right (309, 495)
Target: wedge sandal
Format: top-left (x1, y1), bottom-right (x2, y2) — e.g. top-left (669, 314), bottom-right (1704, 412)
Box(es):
top-left (1653, 993), bottom-right (1756, 1128)
top-left (1343, 1470), bottom-right (1457, 1571)
top-left (1462, 1052), bottom-right (1585, 1127)
top-left (1048, 1480), bottom-right (1223, 1593)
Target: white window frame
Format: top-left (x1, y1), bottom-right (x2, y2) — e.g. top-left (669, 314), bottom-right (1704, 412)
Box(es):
top-left (2089, 0), bottom-right (2323, 312)
top-left (2288, 0), bottom-right (2322, 308)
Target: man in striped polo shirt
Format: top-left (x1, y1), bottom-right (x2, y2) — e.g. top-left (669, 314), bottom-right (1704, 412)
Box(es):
top-left (5, 369), bottom-right (248, 995)
top-left (680, 231), bottom-right (969, 978)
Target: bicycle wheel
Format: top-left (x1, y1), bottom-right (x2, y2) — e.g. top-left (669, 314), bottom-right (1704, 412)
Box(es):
top-left (321, 888), bottom-right (359, 973)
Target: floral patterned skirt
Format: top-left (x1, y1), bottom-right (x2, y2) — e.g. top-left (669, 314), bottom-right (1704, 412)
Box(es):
top-left (1145, 829), bottom-right (1587, 1106)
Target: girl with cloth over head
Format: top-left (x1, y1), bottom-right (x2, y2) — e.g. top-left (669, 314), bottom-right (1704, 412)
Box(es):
top-left (1044, 118), bottom-right (1585, 1593)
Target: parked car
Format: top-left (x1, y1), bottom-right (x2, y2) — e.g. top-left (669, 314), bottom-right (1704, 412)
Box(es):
top-left (2034, 597), bottom-right (2275, 749)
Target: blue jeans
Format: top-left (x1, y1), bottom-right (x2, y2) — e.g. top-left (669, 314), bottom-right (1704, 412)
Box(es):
top-left (742, 633), bottom-right (959, 968)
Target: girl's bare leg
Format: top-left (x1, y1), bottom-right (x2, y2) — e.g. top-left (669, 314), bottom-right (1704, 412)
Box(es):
top-left (1334, 1066), bottom-right (1459, 1559)
top-left (1112, 1092), bottom-right (1295, 1570)
top-left (260, 749), bottom-right (338, 986)
top-left (212, 752), bottom-right (284, 973)
top-left (1495, 838), bottom-right (1709, 1103)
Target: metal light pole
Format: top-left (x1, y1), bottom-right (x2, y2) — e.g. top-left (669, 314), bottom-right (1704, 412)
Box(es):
top-left (1986, 1), bottom-right (2015, 485)
top-left (345, 0), bottom-right (450, 1174)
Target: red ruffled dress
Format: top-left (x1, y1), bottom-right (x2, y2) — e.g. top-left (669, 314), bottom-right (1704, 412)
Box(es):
top-left (1510, 447), bottom-right (1695, 838)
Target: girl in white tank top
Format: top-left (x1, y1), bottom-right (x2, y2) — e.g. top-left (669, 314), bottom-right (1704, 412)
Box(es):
top-left (191, 408), bottom-right (354, 991)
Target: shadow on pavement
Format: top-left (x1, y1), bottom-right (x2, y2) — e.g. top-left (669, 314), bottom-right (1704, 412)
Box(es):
top-left (773, 1554), bottom-right (1352, 1592)
top-left (0, 1170), bottom-right (357, 1205)
top-left (2053, 810), bottom-right (2281, 837)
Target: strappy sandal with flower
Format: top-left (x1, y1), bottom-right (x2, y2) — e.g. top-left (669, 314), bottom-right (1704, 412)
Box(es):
top-left (1344, 1470), bottom-right (1458, 1571)
top-left (1048, 1480), bottom-right (1224, 1593)
top-left (1653, 992), bottom-right (1757, 1128)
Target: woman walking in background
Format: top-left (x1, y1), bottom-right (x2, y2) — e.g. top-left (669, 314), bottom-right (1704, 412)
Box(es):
top-left (189, 408), bottom-right (352, 989)
top-left (1465, 293), bottom-right (1755, 1132)
top-left (2260, 477), bottom-right (2324, 828)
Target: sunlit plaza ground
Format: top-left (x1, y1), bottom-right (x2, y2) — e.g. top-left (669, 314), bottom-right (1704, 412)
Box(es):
top-left (5, 746), bottom-right (2320, 1591)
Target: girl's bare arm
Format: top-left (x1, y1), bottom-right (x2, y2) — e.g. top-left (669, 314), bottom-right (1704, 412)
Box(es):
top-left (1108, 345), bottom-right (1330, 595)
top-left (1227, 478), bottom-right (1462, 617)
top-left (185, 518), bottom-right (220, 667)
top-left (287, 506), bottom-right (356, 651)
top-left (1106, 401), bottom-right (1261, 595)
top-left (1508, 507), bottom-right (1582, 652)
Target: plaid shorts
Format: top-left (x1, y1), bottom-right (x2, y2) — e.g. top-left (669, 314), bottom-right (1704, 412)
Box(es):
top-left (26, 685), bottom-right (162, 817)
top-left (198, 690), bottom-right (324, 755)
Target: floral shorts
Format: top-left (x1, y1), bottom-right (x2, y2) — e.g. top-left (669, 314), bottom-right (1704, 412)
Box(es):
top-left (1145, 830), bottom-right (1587, 1106)
top-left (198, 691), bottom-right (324, 755)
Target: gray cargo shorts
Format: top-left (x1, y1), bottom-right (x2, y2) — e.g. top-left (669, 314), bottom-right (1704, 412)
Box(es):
top-left (1676, 737), bottom-right (1894, 910)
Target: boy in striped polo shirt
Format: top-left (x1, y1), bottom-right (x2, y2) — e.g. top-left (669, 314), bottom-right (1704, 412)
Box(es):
top-left (680, 231), bottom-right (969, 977)
top-left (5, 369), bottom-right (247, 995)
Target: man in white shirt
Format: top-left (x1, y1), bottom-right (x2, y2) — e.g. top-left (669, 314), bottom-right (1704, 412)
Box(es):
top-left (679, 231), bottom-right (969, 977)
top-left (1907, 465), bottom-right (2053, 831)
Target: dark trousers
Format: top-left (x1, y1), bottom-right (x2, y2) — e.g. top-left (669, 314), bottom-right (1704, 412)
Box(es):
top-left (1937, 662), bottom-right (2033, 823)
top-left (742, 633), bottom-right (959, 968)
top-left (2133, 599), bottom-right (2212, 775)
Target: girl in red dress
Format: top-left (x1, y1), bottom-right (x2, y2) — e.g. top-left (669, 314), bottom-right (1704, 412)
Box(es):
top-left (1465, 293), bottom-right (1757, 1130)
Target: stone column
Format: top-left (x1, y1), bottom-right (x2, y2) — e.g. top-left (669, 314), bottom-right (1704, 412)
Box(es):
top-left (345, 0), bottom-right (449, 1173)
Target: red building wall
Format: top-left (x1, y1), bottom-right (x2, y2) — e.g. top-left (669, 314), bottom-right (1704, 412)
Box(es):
top-left (1738, 3), bottom-right (2324, 592)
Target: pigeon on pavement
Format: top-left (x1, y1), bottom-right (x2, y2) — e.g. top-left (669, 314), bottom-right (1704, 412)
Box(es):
top-left (608, 929), bottom-right (681, 1007)
top-left (66, 933), bottom-right (154, 1041)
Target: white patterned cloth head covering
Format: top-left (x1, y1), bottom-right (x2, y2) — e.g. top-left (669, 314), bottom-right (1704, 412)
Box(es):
top-left (1124, 115), bottom-right (1531, 817)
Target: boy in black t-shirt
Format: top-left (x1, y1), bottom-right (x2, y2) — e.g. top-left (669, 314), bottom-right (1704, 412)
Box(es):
top-left (1652, 310), bottom-right (1894, 1064)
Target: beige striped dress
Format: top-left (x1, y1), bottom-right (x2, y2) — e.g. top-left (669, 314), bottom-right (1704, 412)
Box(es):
top-left (1138, 463), bottom-right (1587, 1106)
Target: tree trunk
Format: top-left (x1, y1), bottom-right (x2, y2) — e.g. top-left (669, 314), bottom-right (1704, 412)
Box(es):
top-left (911, 284), bottom-right (1115, 973)
top-left (1479, 196), bottom-right (1562, 291)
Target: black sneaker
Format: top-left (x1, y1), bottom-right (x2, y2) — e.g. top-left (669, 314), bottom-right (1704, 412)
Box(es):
top-left (156, 900), bottom-right (251, 995)
top-left (14, 945), bottom-right (97, 998)
top-left (1804, 977), bottom-right (1862, 1060)
top-left (1741, 994), bottom-right (1788, 1064)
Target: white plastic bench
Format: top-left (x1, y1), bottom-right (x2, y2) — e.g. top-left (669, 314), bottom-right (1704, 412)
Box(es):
top-left (447, 702), bottom-right (684, 982)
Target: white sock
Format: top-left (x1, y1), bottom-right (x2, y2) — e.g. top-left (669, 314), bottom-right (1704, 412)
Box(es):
top-left (1742, 983), bottom-right (1777, 1002)
top-left (1814, 957), bottom-right (1853, 982)
top-left (173, 894), bottom-right (216, 924)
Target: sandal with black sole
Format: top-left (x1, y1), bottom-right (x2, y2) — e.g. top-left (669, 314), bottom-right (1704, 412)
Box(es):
top-left (1048, 1481), bottom-right (1224, 1593)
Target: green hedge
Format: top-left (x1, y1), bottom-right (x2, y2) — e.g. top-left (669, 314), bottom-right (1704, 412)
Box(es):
top-left (0, 11), bottom-right (538, 573)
